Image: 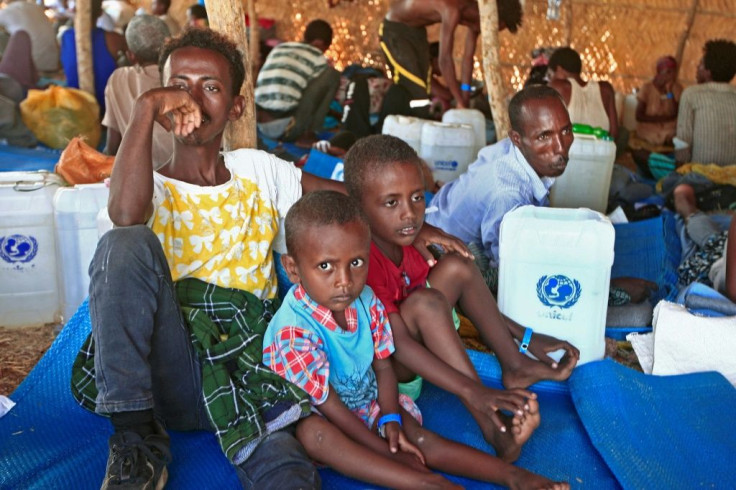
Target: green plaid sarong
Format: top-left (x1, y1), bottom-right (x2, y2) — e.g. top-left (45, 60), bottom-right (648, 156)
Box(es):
top-left (71, 279), bottom-right (310, 464)
top-left (176, 279), bottom-right (309, 463)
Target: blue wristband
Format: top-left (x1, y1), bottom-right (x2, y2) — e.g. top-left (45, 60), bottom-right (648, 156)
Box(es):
top-left (461, 83), bottom-right (472, 92)
top-left (377, 413), bottom-right (402, 438)
top-left (666, 92), bottom-right (674, 99)
top-left (519, 327), bottom-right (533, 354)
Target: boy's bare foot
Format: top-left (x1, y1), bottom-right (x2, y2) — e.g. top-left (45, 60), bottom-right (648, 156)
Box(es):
top-left (506, 467), bottom-right (570, 490)
top-left (501, 352), bottom-right (578, 389)
top-left (485, 398), bottom-right (541, 463)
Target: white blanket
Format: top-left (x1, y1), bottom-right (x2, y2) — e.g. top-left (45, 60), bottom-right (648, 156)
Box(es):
top-left (628, 301), bottom-right (736, 386)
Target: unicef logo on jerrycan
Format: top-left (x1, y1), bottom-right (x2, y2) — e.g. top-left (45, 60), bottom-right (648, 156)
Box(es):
top-left (536, 275), bottom-right (581, 319)
top-left (433, 160), bottom-right (458, 172)
top-left (0, 234), bottom-right (39, 265)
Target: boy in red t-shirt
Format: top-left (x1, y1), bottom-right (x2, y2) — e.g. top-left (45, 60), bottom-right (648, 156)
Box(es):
top-left (344, 134), bottom-right (580, 458)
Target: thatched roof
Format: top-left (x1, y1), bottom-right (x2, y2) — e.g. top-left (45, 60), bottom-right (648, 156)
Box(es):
top-left (168, 0), bottom-right (736, 96)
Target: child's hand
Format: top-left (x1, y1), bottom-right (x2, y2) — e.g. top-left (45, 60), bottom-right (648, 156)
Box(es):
top-left (526, 331), bottom-right (580, 369)
top-left (414, 223), bottom-right (473, 266)
top-left (384, 422), bottom-right (425, 465)
top-left (467, 386), bottom-right (535, 430)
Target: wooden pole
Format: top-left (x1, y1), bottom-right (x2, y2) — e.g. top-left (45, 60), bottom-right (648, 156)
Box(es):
top-left (74, 0), bottom-right (94, 95)
top-left (563, 0), bottom-right (573, 46)
top-left (478, 0), bottom-right (511, 140)
top-left (208, 0), bottom-right (257, 150)
top-left (247, 0), bottom-right (260, 73)
top-left (675, 0), bottom-right (699, 68)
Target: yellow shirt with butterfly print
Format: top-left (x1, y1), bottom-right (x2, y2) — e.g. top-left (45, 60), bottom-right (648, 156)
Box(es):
top-left (149, 149), bottom-right (303, 299)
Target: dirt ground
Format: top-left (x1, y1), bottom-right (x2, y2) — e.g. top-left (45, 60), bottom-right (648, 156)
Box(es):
top-left (0, 324), bottom-right (57, 395)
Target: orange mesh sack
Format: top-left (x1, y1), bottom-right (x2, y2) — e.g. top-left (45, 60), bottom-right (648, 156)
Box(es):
top-left (19, 85), bottom-right (101, 149)
top-left (55, 137), bottom-right (114, 184)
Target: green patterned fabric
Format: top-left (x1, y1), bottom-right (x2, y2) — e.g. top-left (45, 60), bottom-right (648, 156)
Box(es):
top-left (175, 279), bottom-right (310, 463)
top-left (71, 279), bottom-right (310, 464)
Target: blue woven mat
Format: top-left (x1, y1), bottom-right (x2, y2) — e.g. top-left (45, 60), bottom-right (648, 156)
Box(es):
top-left (569, 360), bottom-right (736, 489)
top-left (0, 144), bottom-right (61, 172)
top-left (1, 300), bottom-right (624, 489)
top-left (612, 211), bottom-right (681, 303)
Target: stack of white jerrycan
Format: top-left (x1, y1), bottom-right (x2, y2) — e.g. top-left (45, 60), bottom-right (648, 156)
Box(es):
top-left (0, 172), bottom-right (62, 327)
top-left (54, 183), bottom-right (110, 323)
top-left (498, 205), bottom-right (615, 365)
top-left (381, 115), bottom-right (426, 153)
top-left (383, 109), bottom-right (485, 184)
top-left (0, 171), bottom-right (111, 328)
top-left (549, 124), bottom-right (616, 213)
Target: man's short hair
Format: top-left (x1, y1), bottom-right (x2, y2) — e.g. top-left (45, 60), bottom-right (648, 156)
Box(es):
top-left (303, 20), bottom-right (333, 47)
top-left (548, 47), bottom-right (582, 75)
top-left (284, 191), bottom-right (368, 256)
top-left (158, 28), bottom-right (245, 95)
top-left (703, 39), bottom-right (736, 82)
top-left (498, 0), bottom-right (523, 34)
top-left (126, 15), bottom-right (170, 64)
top-left (508, 84), bottom-right (566, 133)
top-left (343, 134), bottom-right (422, 201)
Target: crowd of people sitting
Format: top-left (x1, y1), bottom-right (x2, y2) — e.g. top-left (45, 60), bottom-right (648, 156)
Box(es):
top-left (0, 1), bottom-right (735, 489)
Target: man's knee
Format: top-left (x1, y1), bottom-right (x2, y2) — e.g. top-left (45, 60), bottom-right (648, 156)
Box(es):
top-left (90, 225), bottom-right (164, 276)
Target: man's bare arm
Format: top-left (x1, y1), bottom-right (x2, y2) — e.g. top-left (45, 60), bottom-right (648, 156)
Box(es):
top-left (438, 7), bottom-right (465, 108)
top-left (108, 88), bottom-right (201, 226)
top-left (459, 27), bottom-right (479, 107)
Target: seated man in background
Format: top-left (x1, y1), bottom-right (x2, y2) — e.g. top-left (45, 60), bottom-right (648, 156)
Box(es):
top-left (103, 14), bottom-right (173, 167)
top-left (635, 56), bottom-right (682, 147)
top-left (675, 39), bottom-right (736, 167)
top-left (60, 0), bottom-right (127, 115)
top-left (547, 46), bottom-right (618, 139)
top-left (255, 19), bottom-right (339, 145)
top-left (426, 84), bottom-right (654, 303)
top-left (630, 55), bottom-right (683, 177)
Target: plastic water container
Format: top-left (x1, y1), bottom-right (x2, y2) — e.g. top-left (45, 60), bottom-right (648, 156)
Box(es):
top-left (442, 108), bottom-right (486, 157)
top-left (419, 122), bottom-right (475, 184)
top-left (621, 93), bottom-right (638, 132)
top-left (97, 207), bottom-right (114, 238)
top-left (54, 183), bottom-right (110, 324)
top-left (0, 172), bottom-right (62, 327)
top-left (549, 134), bottom-right (616, 213)
top-left (498, 206), bottom-right (615, 365)
top-left (382, 115), bottom-right (427, 153)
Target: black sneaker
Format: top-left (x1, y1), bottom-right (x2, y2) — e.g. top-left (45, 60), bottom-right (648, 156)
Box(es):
top-left (101, 425), bottom-right (171, 490)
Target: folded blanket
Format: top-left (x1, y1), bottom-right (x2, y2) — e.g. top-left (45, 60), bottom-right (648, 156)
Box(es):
top-left (652, 300), bottom-right (736, 385)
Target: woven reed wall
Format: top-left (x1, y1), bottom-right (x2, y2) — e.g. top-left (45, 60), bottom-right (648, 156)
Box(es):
top-left (167, 0), bottom-right (735, 97)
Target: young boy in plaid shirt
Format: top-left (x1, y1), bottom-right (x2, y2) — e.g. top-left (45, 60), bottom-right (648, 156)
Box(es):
top-left (263, 190), bottom-right (568, 489)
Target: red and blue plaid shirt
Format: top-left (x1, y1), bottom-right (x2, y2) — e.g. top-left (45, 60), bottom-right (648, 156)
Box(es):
top-left (263, 284), bottom-right (394, 408)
